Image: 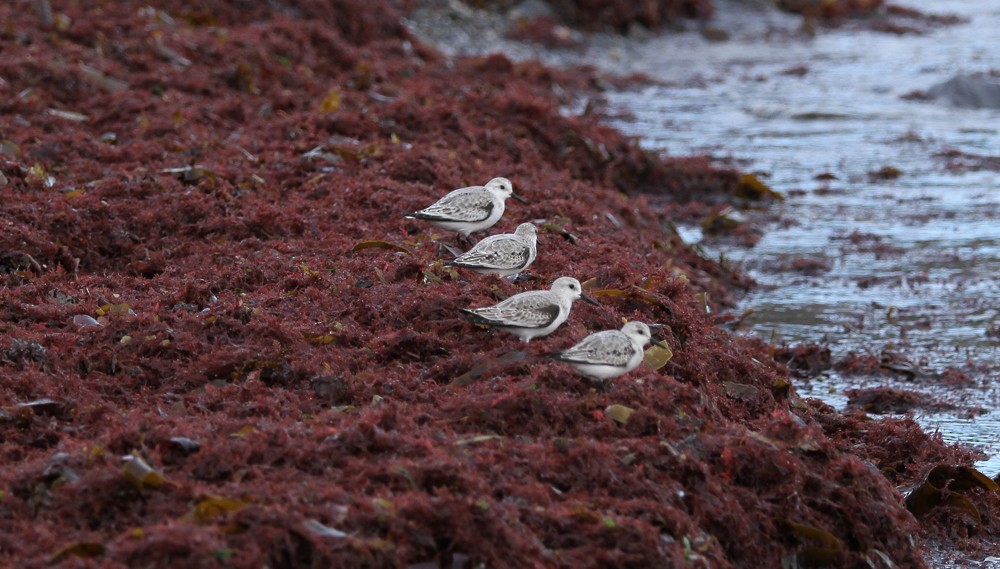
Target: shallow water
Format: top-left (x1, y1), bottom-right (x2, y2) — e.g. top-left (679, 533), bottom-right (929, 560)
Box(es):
top-left (599, 1), bottom-right (1000, 474)
top-left (406, 0), bottom-right (1000, 478)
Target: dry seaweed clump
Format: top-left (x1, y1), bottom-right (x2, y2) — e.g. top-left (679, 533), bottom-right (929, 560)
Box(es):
top-left (0, 0), bottom-right (988, 567)
top-left (776, 0), bottom-right (883, 20)
top-left (466, 0), bottom-right (713, 32)
top-left (542, 0), bottom-right (714, 32)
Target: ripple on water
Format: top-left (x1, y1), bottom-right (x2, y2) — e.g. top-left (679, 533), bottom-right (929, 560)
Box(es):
top-left (602, 0), bottom-right (1000, 474)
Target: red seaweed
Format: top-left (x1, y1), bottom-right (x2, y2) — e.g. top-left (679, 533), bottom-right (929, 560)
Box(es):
top-left (0, 1), bottom-right (991, 567)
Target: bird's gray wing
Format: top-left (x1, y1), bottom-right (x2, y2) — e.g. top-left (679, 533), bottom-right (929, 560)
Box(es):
top-left (555, 331), bottom-right (637, 367)
top-left (411, 188), bottom-right (493, 222)
top-left (451, 237), bottom-right (531, 270)
top-left (462, 292), bottom-right (560, 329)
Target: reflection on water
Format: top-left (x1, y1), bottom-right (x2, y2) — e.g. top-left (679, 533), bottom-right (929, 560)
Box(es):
top-left (602, 1), bottom-right (1000, 473)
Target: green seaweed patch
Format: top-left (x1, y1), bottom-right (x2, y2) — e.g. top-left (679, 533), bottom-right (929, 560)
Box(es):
top-left (298, 263), bottom-right (324, 278)
top-left (779, 519), bottom-right (843, 566)
top-left (539, 220), bottom-right (579, 244)
top-left (604, 404), bottom-right (634, 425)
top-left (905, 465), bottom-right (999, 530)
top-left (183, 494), bottom-right (249, 524)
top-left (350, 240), bottom-right (412, 255)
top-left (642, 343), bottom-right (672, 371)
top-left (95, 303), bottom-right (134, 318)
top-left (329, 141), bottom-right (381, 162)
top-left (50, 541), bottom-right (106, 564)
top-left (591, 286), bottom-right (672, 310)
top-left (734, 173), bottom-right (784, 201)
top-left (302, 331), bottom-right (337, 345)
top-left (230, 425), bottom-right (255, 437)
top-left (26, 163), bottom-right (55, 187)
top-left (121, 455), bottom-right (165, 490)
top-left (772, 377), bottom-right (792, 400)
top-left (319, 87), bottom-right (342, 112)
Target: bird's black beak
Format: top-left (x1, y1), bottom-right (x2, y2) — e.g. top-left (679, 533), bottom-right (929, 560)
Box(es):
top-left (511, 192), bottom-right (528, 204)
top-left (581, 294), bottom-right (600, 306)
top-left (652, 340), bottom-right (669, 349)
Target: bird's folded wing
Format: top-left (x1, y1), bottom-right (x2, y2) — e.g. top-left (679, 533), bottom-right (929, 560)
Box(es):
top-left (468, 295), bottom-right (560, 328)
top-left (453, 239), bottom-right (529, 269)
top-left (414, 191), bottom-right (492, 222)
top-left (557, 333), bottom-right (636, 366)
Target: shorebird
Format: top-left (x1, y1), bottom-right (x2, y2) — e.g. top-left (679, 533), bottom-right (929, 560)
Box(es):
top-left (552, 321), bottom-right (666, 383)
top-left (405, 177), bottom-right (525, 238)
top-left (460, 276), bottom-right (598, 342)
top-left (446, 222), bottom-right (538, 278)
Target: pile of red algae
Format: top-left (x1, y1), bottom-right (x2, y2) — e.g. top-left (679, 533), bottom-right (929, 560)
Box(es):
top-left (473, 0), bottom-right (887, 31)
top-left (0, 1), bottom-right (990, 567)
top-left (467, 0), bottom-right (714, 33)
top-left (776, 0), bottom-right (883, 20)
top-left (535, 0), bottom-right (713, 32)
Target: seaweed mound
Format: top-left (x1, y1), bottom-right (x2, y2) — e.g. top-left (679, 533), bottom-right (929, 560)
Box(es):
top-left (0, 1), bottom-right (987, 567)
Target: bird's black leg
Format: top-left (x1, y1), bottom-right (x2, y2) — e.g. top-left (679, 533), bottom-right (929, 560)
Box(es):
top-left (507, 271), bottom-right (534, 284)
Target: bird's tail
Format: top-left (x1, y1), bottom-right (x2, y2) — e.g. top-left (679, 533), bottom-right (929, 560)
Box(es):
top-left (459, 308), bottom-right (496, 326)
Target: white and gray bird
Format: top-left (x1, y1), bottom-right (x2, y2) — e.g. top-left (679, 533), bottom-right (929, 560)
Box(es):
top-left (460, 276), bottom-right (599, 342)
top-left (405, 177), bottom-right (525, 237)
top-left (446, 222), bottom-right (538, 278)
top-left (552, 321), bottom-right (666, 383)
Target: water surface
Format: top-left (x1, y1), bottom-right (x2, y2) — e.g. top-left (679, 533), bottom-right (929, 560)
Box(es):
top-left (406, 0), bottom-right (1000, 476)
top-left (601, 1), bottom-right (1000, 474)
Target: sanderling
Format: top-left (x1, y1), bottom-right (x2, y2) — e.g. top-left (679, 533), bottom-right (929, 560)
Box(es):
top-left (405, 177), bottom-right (525, 237)
top-left (552, 321), bottom-right (666, 383)
top-left (460, 276), bottom-right (599, 342)
top-left (446, 222), bottom-right (538, 278)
